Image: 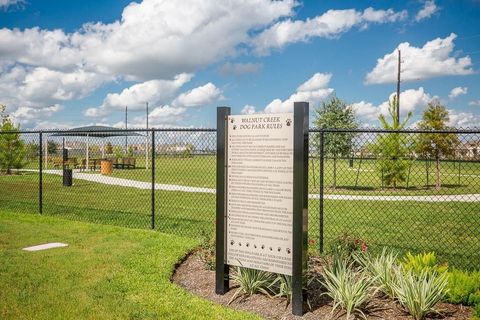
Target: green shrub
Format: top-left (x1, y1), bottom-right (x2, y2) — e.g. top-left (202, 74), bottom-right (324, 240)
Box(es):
top-left (321, 258), bottom-right (376, 319)
top-left (330, 233), bottom-right (368, 264)
top-left (400, 252), bottom-right (448, 276)
top-left (445, 269), bottom-right (480, 305)
top-left (393, 269), bottom-right (448, 320)
top-left (229, 267), bottom-right (274, 304)
top-left (198, 231), bottom-right (215, 270)
top-left (357, 248), bottom-right (399, 299)
top-left (473, 303), bottom-right (480, 320)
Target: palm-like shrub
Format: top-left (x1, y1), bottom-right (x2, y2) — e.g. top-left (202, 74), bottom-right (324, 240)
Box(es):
top-left (228, 267), bottom-right (274, 304)
top-left (321, 258), bottom-right (376, 319)
top-left (393, 269), bottom-right (448, 320)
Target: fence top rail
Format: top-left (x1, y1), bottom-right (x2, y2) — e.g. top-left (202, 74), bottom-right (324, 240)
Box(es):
top-left (308, 128), bottom-right (480, 134)
top-left (0, 128), bottom-right (217, 134)
top-left (1, 127), bottom-right (479, 135)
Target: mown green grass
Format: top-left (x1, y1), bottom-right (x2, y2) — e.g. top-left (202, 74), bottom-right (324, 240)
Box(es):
top-left (0, 173), bottom-right (215, 237)
top-left (1, 172), bottom-right (479, 269)
top-left (0, 210), bottom-right (259, 320)
top-left (27, 155), bottom-right (480, 195)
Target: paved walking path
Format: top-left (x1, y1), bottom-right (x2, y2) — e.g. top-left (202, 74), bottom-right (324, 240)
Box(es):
top-left (24, 169), bottom-right (480, 202)
top-left (39, 169), bottom-right (216, 194)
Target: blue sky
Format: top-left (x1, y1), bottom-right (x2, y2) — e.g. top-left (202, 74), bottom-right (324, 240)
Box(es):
top-left (0, 0), bottom-right (479, 129)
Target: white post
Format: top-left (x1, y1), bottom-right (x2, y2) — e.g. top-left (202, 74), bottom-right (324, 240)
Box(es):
top-left (86, 134), bottom-right (90, 170)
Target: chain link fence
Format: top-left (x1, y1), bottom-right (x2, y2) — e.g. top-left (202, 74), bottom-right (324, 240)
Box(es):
top-left (0, 128), bottom-right (479, 269)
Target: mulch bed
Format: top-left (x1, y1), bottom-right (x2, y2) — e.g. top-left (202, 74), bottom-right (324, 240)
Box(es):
top-left (172, 251), bottom-right (472, 320)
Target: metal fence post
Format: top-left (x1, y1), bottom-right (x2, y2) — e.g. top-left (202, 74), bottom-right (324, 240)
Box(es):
top-left (151, 130), bottom-right (155, 230)
top-left (39, 132), bottom-right (43, 214)
top-left (319, 130), bottom-right (324, 254)
top-left (215, 106), bottom-right (230, 295)
top-left (292, 102), bottom-right (309, 316)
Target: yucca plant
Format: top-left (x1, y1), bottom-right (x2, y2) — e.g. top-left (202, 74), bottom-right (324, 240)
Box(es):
top-left (356, 248), bottom-right (399, 299)
top-left (321, 258), bottom-right (376, 319)
top-left (269, 273), bottom-right (314, 307)
top-left (270, 274), bottom-right (293, 302)
top-left (228, 266), bottom-right (274, 304)
top-left (393, 268), bottom-right (448, 320)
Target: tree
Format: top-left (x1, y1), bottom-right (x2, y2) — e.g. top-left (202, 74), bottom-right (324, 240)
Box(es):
top-left (313, 96), bottom-right (358, 189)
top-left (47, 140), bottom-right (58, 154)
top-left (416, 101), bottom-right (459, 190)
top-left (0, 105), bottom-right (27, 174)
top-left (373, 95), bottom-right (412, 190)
top-left (26, 143), bottom-right (39, 161)
top-left (105, 142), bottom-right (113, 154)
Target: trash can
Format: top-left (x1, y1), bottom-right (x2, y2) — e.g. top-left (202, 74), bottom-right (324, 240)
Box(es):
top-left (101, 160), bottom-right (113, 175)
top-left (63, 169), bottom-right (73, 186)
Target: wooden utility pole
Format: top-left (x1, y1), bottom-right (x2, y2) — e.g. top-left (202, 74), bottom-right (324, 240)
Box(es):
top-left (396, 49), bottom-right (401, 124)
top-left (145, 102), bottom-right (149, 170)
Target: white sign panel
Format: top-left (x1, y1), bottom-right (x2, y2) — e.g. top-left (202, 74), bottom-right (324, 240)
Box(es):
top-left (226, 113), bottom-right (294, 275)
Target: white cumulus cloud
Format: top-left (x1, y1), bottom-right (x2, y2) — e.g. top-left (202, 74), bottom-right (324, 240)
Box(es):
top-left (469, 100), bottom-right (480, 107)
top-left (350, 87), bottom-right (433, 121)
top-left (448, 86), bottom-right (468, 99)
top-left (415, 0), bottom-right (439, 22)
top-left (0, 0), bottom-right (296, 81)
top-left (365, 33), bottom-right (473, 84)
top-left (447, 109), bottom-right (480, 128)
top-left (264, 73), bottom-right (334, 113)
top-left (171, 83), bottom-right (223, 108)
top-left (85, 73), bottom-right (193, 117)
top-left (241, 105), bottom-right (257, 115)
top-left (0, 0), bottom-right (24, 9)
top-left (0, 64), bottom-right (109, 119)
top-left (251, 7), bottom-right (407, 55)
top-left (11, 105), bottom-right (62, 126)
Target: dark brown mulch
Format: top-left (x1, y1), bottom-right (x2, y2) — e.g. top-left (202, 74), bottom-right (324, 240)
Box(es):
top-left (171, 252), bottom-right (472, 320)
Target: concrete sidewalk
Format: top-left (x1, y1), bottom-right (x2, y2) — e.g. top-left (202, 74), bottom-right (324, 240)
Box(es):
top-left (23, 169), bottom-right (480, 202)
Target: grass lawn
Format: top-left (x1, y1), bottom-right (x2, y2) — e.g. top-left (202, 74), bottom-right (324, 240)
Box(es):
top-left (1, 172), bottom-right (479, 269)
top-left (0, 172), bottom-right (215, 238)
top-left (28, 155), bottom-right (480, 196)
top-left (0, 210), bottom-right (259, 320)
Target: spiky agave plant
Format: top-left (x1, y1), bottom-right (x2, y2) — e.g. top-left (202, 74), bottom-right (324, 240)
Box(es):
top-left (393, 268), bottom-right (449, 320)
top-left (321, 258), bottom-right (376, 319)
top-left (228, 266), bottom-right (274, 304)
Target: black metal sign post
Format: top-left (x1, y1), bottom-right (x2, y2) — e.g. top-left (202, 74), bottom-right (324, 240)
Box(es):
top-left (292, 102), bottom-right (309, 316)
top-left (216, 106), bottom-right (230, 294)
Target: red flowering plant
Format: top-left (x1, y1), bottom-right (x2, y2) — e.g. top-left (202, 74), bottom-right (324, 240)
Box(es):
top-left (329, 233), bottom-right (368, 263)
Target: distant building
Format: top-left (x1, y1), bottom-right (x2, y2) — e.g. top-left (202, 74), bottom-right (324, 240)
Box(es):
top-left (456, 141), bottom-right (480, 160)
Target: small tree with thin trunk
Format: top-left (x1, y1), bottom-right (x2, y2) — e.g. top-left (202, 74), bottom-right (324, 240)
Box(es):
top-left (373, 95), bottom-right (412, 190)
top-left (313, 96), bottom-right (358, 189)
top-left (416, 101), bottom-right (459, 190)
top-left (0, 105), bottom-right (27, 174)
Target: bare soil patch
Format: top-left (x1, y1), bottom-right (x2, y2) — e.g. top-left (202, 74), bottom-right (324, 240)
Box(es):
top-left (172, 252), bottom-right (472, 320)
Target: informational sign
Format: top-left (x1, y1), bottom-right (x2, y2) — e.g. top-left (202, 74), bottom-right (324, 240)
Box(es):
top-left (226, 113), bottom-right (294, 275)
